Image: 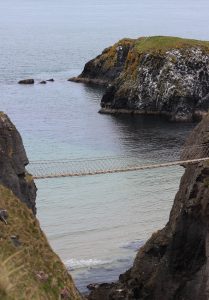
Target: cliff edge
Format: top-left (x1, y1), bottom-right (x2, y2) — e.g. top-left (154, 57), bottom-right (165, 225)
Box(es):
top-left (88, 113), bottom-right (209, 300)
top-left (0, 112), bottom-right (82, 300)
top-left (71, 36), bottom-right (209, 122)
top-left (0, 112), bottom-right (36, 214)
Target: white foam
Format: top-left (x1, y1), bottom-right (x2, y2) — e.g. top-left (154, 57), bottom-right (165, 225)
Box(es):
top-left (65, 258), bottom-right (111, 270)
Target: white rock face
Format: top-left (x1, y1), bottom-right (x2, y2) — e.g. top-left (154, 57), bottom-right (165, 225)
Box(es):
top-left (101, 47), bottom-right (209, 121)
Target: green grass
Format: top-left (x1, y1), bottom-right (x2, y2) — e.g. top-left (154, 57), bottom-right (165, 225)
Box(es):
top-left (134, 36), bottom-right (209, 53)
top-left (0, 185), bottom-right (82, 300)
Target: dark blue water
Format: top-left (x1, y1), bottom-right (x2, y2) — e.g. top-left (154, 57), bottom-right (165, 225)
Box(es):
top-left (0, 0), bottom-right (206, 292)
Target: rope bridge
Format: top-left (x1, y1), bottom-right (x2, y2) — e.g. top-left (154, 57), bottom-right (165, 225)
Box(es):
top-left (27, 144), bottom-right (209, 180)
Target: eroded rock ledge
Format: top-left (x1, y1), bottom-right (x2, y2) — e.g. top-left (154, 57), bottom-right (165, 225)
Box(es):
top-left (88, 113), bottom-right (209, 299)
top-left (71, 36), bottom-right (209, 122)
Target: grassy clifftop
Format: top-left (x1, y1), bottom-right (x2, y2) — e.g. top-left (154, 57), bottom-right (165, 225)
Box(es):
top-left (0, 185), bottom-right (81, 300)
top-left (72, 35), bottom-right (209, 85)
top-left (134, 36), bottom-right (209, 53)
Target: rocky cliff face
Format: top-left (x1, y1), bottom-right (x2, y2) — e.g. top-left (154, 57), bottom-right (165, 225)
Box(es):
top-left (71, 36), bottom-right (209, 122)
top-left (0, 112), bottom-right (37, 214)
top-left (88, 113), bottom-right (209, 300)
top-left (0, 112), bottom-right (82, 299)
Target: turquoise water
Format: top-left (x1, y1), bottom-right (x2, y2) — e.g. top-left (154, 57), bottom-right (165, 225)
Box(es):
top-left (0, 0), bottom-right (207, 292)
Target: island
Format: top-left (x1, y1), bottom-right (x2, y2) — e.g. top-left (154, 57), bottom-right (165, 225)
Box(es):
top-left (70, 36), bottom-right (209, 122)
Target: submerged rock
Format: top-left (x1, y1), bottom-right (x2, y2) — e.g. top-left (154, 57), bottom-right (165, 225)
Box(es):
top-left (18, 79), bottom-right (34, 84)
top-left (88, 113), bottom-right (209, 299)
top-left (74, 36), bottom-right (209, 122)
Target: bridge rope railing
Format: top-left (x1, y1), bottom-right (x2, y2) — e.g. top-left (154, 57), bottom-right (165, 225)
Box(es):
top-left (27, 144), bottom-right (209, 179)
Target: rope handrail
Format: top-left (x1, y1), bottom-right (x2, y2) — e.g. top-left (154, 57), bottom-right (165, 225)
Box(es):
top-left (28, 145), bottom-right (209, 179)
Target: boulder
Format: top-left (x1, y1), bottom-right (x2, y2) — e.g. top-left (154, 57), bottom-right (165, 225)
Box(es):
top-left (18, 79), bottom-right (34, 84)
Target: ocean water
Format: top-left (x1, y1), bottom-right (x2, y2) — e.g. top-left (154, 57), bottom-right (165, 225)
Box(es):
top-left (0, 0), bottom-right (208, 293)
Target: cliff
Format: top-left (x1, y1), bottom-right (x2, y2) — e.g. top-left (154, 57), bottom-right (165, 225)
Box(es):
top-left (88, 113), bottom-right (209, 300)
top-left (0, 112), bottom-right (36, 214)
top-left (0, 113), bottom-right (82, 300)
top-left (70, 36), bottom-right (209, 122)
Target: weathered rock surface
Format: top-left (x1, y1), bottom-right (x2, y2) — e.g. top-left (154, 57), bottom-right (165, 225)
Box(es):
top-left (72, 36), bottom-right (209, 122)
top-left (0, 112), bottom-right (83, 300)
top-left (0, 112), bottom-right (37, 214)
top-left (88, 113), bottom-right (209, 299)
top-left (18, 79), bottom-right (34, 84)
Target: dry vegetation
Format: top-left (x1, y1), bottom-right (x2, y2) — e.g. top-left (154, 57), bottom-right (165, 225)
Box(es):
top-left (0, 185), bottom-right (82, 300)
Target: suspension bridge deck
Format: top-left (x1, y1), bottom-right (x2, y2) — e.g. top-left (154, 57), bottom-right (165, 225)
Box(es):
top-left (27, 148), bottom-right (209, 180)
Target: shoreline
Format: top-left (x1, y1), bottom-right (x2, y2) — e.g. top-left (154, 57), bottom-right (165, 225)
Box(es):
top-left (68, 76), bottom-right (108, 86)
top-left (99, 107), bottom-right (207, 122)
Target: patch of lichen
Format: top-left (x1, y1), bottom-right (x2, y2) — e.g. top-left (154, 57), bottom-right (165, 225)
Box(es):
top-left (99, 38), bottom-right (135, 71)
top-left (25, 173), bottom-right (34, 184)
top-left (134, 36), bottom-right (209, 54)
top-left (124, 49), bottom-right (141, 80)
top-left (0, 185), bottom-right (81, 300)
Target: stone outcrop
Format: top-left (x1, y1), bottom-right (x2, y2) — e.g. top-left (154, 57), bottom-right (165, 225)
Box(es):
top-left (0, 112), bottom-right (82, 299)
top-left (88, 113), bottom-right (209, 299)
top-left (0, 112), bottom-right (37, 214)
top-left (71, 36), bottom-right (209, 122)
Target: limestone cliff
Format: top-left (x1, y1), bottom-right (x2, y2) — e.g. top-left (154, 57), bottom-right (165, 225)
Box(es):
top-left (88, 114), bottom-right (209, 300)
top-left (0, 113), bottom-right (82, 300)
top-left (71, 36), bottom-right (209, 122)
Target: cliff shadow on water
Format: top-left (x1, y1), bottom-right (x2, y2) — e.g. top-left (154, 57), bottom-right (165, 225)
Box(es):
top-left (104, 114), bottom-right (196, 159)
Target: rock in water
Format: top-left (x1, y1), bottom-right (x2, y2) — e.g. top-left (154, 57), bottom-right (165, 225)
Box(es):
top-left (0, 112), bottom-right (37, 214)
top-left (73, 36), bottom-right (209, 122)
top-left (89, 113), bottom-right (209, 299)
top-left (18, 79), bottom-right (34, 84)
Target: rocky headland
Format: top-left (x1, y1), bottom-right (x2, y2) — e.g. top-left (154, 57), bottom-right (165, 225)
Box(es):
top-left (88, 113), bottom-right (209, 299)
top-left (70, 36), bottom-right (209, 122)
top-left (0, 112), bottom-right (82, 300)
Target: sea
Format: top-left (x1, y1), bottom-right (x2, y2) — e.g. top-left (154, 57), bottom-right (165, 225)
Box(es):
top-left (0, 0), bottom-right (208, 293)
